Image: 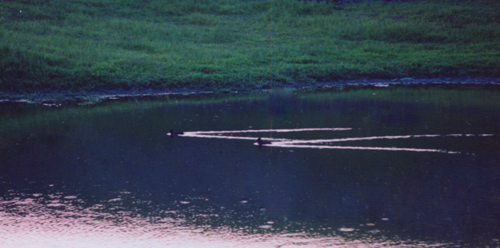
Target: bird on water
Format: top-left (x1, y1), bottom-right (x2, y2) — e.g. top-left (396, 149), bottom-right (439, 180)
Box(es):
top-left (169, 129), bottom-right (184, 138)
top-left (257, 137), bottom-right (271, 146)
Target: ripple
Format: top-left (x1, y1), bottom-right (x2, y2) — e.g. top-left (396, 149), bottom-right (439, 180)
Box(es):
top-left (338, 227), bottom-right (356, 232)
top-left (0, 194), bottom-right (455, 248)
top-left (180, 128), bottom-right (495, 154)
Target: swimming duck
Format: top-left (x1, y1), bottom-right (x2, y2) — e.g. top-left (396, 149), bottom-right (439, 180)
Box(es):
top-left (257, 137), bottom-right (272, 146)
top-left (169, 129), bottom-right (184, 138)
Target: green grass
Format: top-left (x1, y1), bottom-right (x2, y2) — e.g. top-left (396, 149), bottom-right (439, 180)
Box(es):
top-left (1, 0), bottom-right (500, 91)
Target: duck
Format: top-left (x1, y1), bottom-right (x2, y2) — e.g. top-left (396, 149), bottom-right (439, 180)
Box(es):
top-left (169, 129), bottom-right (184, 138)
top-left (257, 137), bottom-right (272, 146)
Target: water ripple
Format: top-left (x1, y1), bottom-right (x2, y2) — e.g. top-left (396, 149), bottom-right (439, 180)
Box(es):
top-left (0, 193), bottom-right (454, 248)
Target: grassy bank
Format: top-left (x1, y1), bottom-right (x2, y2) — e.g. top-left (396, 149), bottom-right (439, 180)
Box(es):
top-left (1, 0), bottom-right (500, 91)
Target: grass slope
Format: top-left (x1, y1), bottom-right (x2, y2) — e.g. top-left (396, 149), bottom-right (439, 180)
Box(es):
top-left (1, 0), bottom-right (500, 91)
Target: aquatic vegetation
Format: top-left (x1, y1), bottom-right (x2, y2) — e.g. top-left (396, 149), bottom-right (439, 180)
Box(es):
top-left (299, 86), bottom-right (500, 108)
top-left (1, 0), bottom-right (499, 91)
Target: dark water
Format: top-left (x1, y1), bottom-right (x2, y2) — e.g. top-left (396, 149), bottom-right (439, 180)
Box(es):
top-left (1, 88), bottom-right (500, 247)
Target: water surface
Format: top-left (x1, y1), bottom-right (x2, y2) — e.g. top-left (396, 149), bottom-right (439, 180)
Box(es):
top-left (1, 87), bottom-right (500, 247)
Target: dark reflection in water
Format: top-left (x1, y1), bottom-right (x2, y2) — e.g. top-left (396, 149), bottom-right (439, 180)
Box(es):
top-left (1, 88), bottom-right (500, 247)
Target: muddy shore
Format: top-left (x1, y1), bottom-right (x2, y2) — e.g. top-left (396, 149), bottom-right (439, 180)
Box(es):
top-left (1, 77), bottom-right (500, 106)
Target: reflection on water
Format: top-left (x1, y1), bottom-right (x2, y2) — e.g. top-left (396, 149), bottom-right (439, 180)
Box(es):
top-left (2, 192), bottom-right (447, 248)
top-left (1, 87), bottom-right (500, 247)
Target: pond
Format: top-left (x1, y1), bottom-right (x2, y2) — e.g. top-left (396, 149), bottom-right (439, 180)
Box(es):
top-left (1, 86), bottom-right (500, 247)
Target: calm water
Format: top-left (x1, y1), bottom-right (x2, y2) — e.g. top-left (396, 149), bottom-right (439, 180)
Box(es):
top-left (1, 87), bottom-right (500, 247)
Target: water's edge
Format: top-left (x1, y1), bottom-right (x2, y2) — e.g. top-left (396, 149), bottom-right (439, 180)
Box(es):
top-left (2, 77), bottom-right (500, 106)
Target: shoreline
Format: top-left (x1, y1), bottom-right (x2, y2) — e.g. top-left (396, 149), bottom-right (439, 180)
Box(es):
top-left (1, 77), bottom-right (500, 106)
